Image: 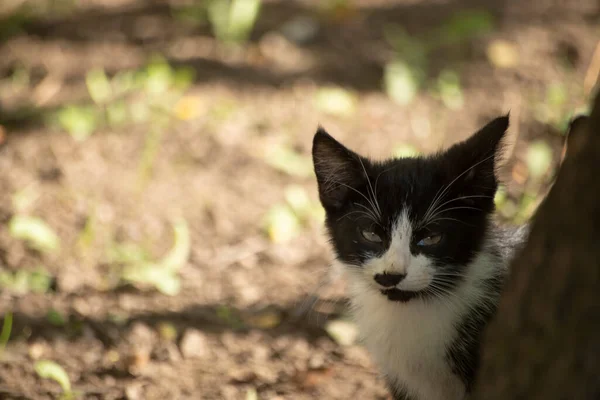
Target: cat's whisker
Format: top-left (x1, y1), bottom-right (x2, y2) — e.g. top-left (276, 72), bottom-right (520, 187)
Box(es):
top-left (374, 164), bottom-right (400, 201)
top-left (425, 206), bottom-right (484, 225)
top-left (426, 195), bottom-right (493, 223)
top-left (338, 210), bottom-right (378, 223)
top-left (323, 179), bottom-right (381, 221)
top-left (357, 156), bottom-right (382, 219)
top-left (354, 203), bottom-right (381, 225)
top-left (422, 217), bottom-right (475, 228)
top-left (421, 153), bottom-right (496, 226)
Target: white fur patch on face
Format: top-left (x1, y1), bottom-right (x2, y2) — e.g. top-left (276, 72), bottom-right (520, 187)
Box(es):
top-left (363, 209), bottom-right (435, 292)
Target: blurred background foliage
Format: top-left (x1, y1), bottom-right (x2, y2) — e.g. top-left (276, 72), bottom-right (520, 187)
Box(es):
top-left (0, 0), bottom-right (598, 398)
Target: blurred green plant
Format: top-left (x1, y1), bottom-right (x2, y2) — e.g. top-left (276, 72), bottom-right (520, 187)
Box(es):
top-left (434, 69), bottom-right (465, 110)
top-left (175, 0), bottom-right (262, 45)
top-left (0, 267), bottom-right (52, 295)
top-left (207, 0), bottom-right (262, 44)
top-left (495, 139), bottom-right (556, 224)
top-left (383, 10), bottom-right (493, 105)
top-left (8, 215), bottom-right (60, 253)
top-left (47, 309), bottom-right (67, 327)
top-left (263, 143), bottom-right (314, 178)
top-left (315, 86), bottom-right (357, 117)
top-left (532, 82), bottom-right (586, 132)
top-left (110, 219), bottom-right (191, 296)
top-left (52, 57), bottom-right (196, 141)
top-left (263, 185), bottom-right (324, 243)
top-left (34, 360), bottom-right (74, 399)
top-left (0, 312), bottom-right (12, 356)
top-left (216, 305), bottom-right (245, 329)
top-left (0, 6), bottom-right (32, 41)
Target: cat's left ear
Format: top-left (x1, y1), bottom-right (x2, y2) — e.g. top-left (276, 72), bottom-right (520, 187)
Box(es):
top-left (443, 115), bottom-right (510, 197)
top-left (312, 127), bottom-right (366, 210)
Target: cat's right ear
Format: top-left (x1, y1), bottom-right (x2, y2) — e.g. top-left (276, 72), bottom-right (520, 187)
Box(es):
top-left (312, 127), bottom-right (364, 210)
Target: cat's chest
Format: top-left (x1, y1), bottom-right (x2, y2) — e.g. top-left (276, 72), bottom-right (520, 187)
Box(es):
top-left (350, 287), bottom-right (467, 400)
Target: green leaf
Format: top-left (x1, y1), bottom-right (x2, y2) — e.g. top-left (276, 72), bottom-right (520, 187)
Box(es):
top-left (47, 309), bottom-right (66, 327)
top-left (85, 68), bottom-right (112, 104)
top-left (314, 86), bottom-right (356, 117)
top-left (207, 0), bottom-right (230, 42)
top-left (526, 141), bottom-right (553, 179)
top-left (264, 144), bottom-right (314, 178)
top-left (9, 216), bottom-right (60, 253)
top-left (117, 220), bottom-right (189, 296)
top-left (56, 105), bottom-right (99, 141)
top-left (0, 312), bottom-right (12, 353)
top-left (28, 268), bottom-right (52, 293)
top-left (173, 67), bottom-right (196, 91)
top-left (34, 360), bottom-right (72, 393)
top-left (108, 242), bottom-right (151, 265)
top-left (436, 69), bottom-right (464, 110)
top-left (264, 204), bottom-right (301, 243)
top-left (384, 60), bottom-right (420, 106)
top-left (284, 185), bottom-right (311, 216)
top-left (144, 58), bottom-right (174, 95)
top-left (159, 219), bottom-right (191, 271)
top-left (106, 100), bottom-right (128, 127)
top-left (228, 0), bottom-right (262, 43)
top-left (121, 262), bottom-right (181, 295)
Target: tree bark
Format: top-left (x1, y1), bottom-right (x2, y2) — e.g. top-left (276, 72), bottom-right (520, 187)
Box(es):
top-left (473, 91), bottom-right (600, 400)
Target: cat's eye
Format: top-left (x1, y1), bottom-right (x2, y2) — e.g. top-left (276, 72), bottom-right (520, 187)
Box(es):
top-left (417, 234), bottom-right (443, 247)
top-left (361, 230), bottom-right (382, 243)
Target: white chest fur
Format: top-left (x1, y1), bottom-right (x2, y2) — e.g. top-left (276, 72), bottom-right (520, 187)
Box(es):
top-left (349, 282), bottom-right (465, 399)
top-left (345, 252), bottom-right (499, 400)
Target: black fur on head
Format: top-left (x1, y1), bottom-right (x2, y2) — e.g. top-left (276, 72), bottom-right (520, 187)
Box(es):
top-left (312, 115), bottom-right (509, 294)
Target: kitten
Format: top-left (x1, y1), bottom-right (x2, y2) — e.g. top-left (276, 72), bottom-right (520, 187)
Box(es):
top-left (311, 116), bottom-right (527, 400)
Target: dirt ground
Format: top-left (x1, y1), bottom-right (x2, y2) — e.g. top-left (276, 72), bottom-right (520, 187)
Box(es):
top-left (0, 0), bottom-right (598, 399)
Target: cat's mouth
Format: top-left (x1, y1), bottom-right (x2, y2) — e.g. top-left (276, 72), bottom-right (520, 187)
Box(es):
top-left (380, 288), bottom-right (421, 302)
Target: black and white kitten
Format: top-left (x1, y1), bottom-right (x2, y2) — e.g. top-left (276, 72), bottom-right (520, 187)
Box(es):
top-left (312, 116), bottom-right (527, 400)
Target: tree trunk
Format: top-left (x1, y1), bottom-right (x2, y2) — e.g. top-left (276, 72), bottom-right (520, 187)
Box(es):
top-left (473, 91), bottom-right (600, 400)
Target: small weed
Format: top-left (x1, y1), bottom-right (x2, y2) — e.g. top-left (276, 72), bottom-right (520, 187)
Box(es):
top-left (207, 0), bottom-right (262, 45)
top-left (532, 82), bottom-right (580, 132)
top-left (216, 305), bottom-right (245, 329)
top-left (56, 105), bottom-right (100, 141)
top-left (112, 219), bottom-right (191, 296)
top-left (34, 360), bottom-right (74, 399)
top-left (264, 185), bottom-right (324, 243)
top-left (434, 69), bottom-right (464, 110)
top-left (0, 267), bottom-right (53, 295)
top-left (314, 86), bottom-right (357, 117)
top-left (47, 309), bottom-right (67, 327)
top-left (383, 9), bottom-right (493, 105)
top-left (526, 141), bottom-right (553, 180)
top-left (0, 312), bottom-right (12, 356)
top-left (53, 58), bottom-right (196, 141)
top-left (8, 215), bottom-right (60, 253)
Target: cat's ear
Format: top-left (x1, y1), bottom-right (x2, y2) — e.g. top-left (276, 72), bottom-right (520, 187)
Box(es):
top-left (443, 115), bottom-right (510, 197)
top-left (312, 127), bottom-right (365, 210)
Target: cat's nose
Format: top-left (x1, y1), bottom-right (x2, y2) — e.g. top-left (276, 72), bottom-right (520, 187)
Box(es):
top-left (373, 273), bottom-right (406, 287)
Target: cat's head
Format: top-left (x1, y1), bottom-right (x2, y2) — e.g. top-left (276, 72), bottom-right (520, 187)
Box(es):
top-left (312, 116), bottom-right (509, 303)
